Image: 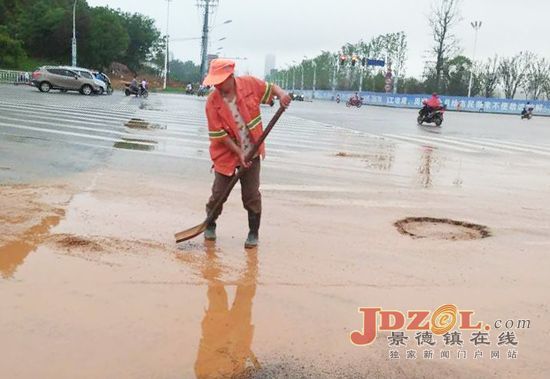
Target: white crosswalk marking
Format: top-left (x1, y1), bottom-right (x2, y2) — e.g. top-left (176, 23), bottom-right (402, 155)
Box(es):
top-left (1, 86), bottom-right (549, 179)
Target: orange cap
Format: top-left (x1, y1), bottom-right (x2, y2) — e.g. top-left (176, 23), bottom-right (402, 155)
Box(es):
top-left (203, 59), bottom-right (235, 86)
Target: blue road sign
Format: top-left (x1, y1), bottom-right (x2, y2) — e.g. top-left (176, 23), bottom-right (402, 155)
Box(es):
top-left (367, 59), bottom-right (385, 67)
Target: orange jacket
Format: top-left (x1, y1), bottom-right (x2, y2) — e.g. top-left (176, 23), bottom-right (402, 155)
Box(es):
top-left (424, 95), bottom-right (442, 108)
top-left (206, 76), bottom-right (274, 176)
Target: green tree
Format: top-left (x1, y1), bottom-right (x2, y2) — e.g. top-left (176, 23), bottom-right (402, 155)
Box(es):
top-left (81, 7), bottom-right (129, 69)
top-left (400, 77), bottom-right (425, 94)
top-left (169, 59), bottom-right (200, 84)
top-left (428, 0), bottom-right (462, 92)
top-left (478, 55), bottom-right (500, 98)
top-left (524, 55), bottom-right (550, 100)
top-left (445, 55), bottom-right (474, 96)
top-left (0, 27), bottom-right (27, 68)
top-left (499, 52), bottom-right (529, 99)
top-left (121, 12), bottom-right (161, 72)
top-left (16, 0), bottom-right (91, 64)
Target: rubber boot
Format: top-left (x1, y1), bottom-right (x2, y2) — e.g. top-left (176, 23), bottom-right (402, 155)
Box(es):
top-left (204, 222), bottom-right (216, 241)
top-left (244, 212), bottom-right (261, 249)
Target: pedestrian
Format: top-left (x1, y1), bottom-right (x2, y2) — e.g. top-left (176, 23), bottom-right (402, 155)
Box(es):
top-left (202, 58), bottom-right (291, 248)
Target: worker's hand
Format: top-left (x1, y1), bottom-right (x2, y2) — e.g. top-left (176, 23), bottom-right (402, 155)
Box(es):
top-left (239, 151), bottom-right (251, 169)
top-left (279, 92), bottom-right (292, 109)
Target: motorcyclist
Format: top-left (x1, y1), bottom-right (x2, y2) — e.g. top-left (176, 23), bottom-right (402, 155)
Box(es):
top-left (522, 102), bottom-right (535, 116)
top-left (186, 83), bottom-right (193, 94)
top-left (129, 75), bottom-right (139, 96)
top-left (421, 92), bottom-right (442, 117)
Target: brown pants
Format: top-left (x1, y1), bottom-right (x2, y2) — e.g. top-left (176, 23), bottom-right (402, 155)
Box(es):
top-left (206, 157), bottom-right (261, 222)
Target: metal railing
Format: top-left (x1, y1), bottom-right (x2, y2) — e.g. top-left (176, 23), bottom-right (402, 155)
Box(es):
top-left (0, 69), bottom-right (31, 84)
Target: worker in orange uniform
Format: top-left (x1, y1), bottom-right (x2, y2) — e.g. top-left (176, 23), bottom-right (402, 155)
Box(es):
top-left (202, 59), bottom-right (291, 248)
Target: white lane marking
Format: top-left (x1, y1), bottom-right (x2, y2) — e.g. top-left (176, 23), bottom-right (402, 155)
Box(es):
top-left (407, 134), bottom-right (510, 153)
top-left (383, 133), bottom-right (479, 153)
top-left (447, 136), bottom-right (550, 157)
top-left (472, 137), bottom-right (550, 154)
top-left (0, 122), bottom-right (156, 146)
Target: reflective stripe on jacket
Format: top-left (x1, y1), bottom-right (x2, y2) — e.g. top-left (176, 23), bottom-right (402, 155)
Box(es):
top-left (206, 76), bottom-right (274, 176)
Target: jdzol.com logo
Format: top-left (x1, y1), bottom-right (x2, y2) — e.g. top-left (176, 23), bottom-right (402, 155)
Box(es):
top-left (350, 304), bottom-right (530, 360)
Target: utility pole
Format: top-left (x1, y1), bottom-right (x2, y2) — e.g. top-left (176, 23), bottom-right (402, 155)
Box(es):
top-left (467, 21), bottom-right (482, 98)
top-left (71, 0), bottom-right (78, 66)
top-left (163, 0), bottom-right (172, 90)
top-left (198, 0), bottom-right (219, 80)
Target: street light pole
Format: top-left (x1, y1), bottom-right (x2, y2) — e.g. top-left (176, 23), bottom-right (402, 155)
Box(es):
top-left (163, 0), bottom-right (172, 90)
top-left (300, 63), bottom-right (304, 92)
top-left (359, 65), bottom-right (364, 93)
top-left (312, 61), bottom-right (317, 99)
top-left (71, 0), bottom-right (77, 66)
top-left (332, 54), bottom-right (338, 97)
top-left (467, 21), bottom-right (482, 98)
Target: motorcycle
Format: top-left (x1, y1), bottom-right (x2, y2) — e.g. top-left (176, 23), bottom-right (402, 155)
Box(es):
top-left (346, 97), bottom-right (363, 108)
top-left (124, 83), bottom-right (149, 99)
top-left (521, 108), bottom-right (533, 120)
top-left (197, 86), bottom-right (210, 97)
top-left (418, 105), bottom-right (446, 127)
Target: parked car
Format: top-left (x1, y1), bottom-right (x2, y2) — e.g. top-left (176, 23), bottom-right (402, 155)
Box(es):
top-left (289, 92), bottom-right (304, 101)
top-left (93, 71), bottom-right (113, 95)
top-left (31, 66), bottom-right (103, 95)
top-left (60, 66), bottom-right (107, 95)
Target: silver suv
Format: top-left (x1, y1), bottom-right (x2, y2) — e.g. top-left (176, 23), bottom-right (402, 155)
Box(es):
top-left (60, 66), bottom-right (107, 95)
top-left (31, 66), bottom-right (103, 95)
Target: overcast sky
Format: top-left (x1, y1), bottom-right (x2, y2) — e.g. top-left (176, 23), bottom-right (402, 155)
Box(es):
top-left (87, 0), bottom-right (548, 78)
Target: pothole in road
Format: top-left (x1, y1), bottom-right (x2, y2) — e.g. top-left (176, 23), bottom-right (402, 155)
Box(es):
top-left (394, 217), bottom-right (491, 241)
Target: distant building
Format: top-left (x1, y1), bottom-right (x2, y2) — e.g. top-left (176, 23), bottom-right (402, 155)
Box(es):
top-left (264, 54), bottom-right (276, 79)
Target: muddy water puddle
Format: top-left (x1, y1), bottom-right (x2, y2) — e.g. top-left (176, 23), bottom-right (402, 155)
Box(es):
top-left (124, 118), bottom-right (166, 130)
top-left (0, 213), bottom-right (64, 278)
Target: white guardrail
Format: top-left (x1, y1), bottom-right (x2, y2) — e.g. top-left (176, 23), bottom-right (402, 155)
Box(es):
top-left (0, 69), bottom-right (31, 84)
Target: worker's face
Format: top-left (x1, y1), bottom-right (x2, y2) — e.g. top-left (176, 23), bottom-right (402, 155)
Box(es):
top-left (215, 75), bottom-right (235, 94)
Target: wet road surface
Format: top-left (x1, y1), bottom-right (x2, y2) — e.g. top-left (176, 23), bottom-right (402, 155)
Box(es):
top-left (1, 84), bottom-right (549, 378)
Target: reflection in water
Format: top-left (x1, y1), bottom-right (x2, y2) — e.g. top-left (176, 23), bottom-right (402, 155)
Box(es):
top-left (0, 213), bottom-right (63, 279)
top-left (194, 242), bottom-right (260, 379)
top-left (364, 145), bottom-right (395, 171)
top-left (418, 146), bottom-right (437, 188)
top-left (124, 118), bottom-right (151, 129)
top-left (453, 159), bottom-right (464, 187)
top-left (113, 137), bottom-right (157, 152)
top-left (124, 118), bottom-right (166, 130)
top-left (335, 143), bottom-right (396, 171)
top-left (113, 141), bottom-right (155, 151)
